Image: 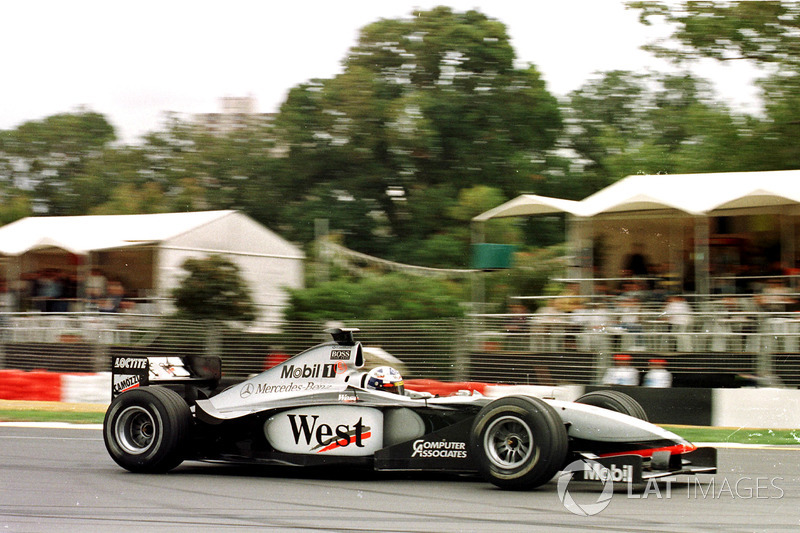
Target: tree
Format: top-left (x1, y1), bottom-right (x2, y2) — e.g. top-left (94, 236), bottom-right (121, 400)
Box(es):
top-left (381, 185), bottom-right (525, 268)
top-left (0, 110), bottom-right (116, 215)
top-left (0, 193), bottom-right (32, 225)
top-left (629, 1), bottom-right (800, 70)
top-left (274, 7), bottom-right (563, 258)
top-left (172, 254), bottom-right (257, 323)
top-left (284, 273), bottom-right (465, 321)
top-left (565, 70), bottom-right (753, 182)
top-left (564, 70), bottom-right (651, 181)
top-left (627, 1), bottom-right (800, 171)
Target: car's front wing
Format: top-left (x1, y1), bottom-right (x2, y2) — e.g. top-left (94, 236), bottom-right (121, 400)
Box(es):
top-left (573, 447), bottom-right (717, 484)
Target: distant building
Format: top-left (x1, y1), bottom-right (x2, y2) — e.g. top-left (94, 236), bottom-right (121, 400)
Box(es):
top-left (193, 95), bottom-right (276, 136)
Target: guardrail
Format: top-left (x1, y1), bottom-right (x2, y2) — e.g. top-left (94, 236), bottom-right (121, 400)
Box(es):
top-left (1, 311), bottom-right (799, 388)
top-left (470, 309), bottom-right (800, 354)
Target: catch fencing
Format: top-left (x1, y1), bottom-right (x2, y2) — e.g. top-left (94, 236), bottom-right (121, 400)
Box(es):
top-left (1, 310), bottom-right (800, 387)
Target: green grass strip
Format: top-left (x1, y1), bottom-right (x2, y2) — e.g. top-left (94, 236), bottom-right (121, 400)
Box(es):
top-left (0, 409), bottom-right (104, 424)
top-left (663, 425), bottom-right (800, 446)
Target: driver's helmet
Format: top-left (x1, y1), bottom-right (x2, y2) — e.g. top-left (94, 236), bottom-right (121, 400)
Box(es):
top-left (366, 366), bottom-right (405, 395)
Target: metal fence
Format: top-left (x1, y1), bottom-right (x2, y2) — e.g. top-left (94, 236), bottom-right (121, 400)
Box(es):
top-left (1, 310), bottom-right (800, 388)
top-left (0, 314), bottom-right (467, 382)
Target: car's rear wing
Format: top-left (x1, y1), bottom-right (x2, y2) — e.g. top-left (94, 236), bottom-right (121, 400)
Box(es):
top-left (111, 355), bottom-right (221, 400)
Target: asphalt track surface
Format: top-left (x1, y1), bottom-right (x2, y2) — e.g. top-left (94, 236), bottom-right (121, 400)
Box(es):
top-left (1, 424), bottom-right (799, 532)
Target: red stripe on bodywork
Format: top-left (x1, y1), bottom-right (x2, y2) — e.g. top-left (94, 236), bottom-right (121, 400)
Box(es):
top-left (599, 442), bottom-right (697, 458)
top-left (317, 432), bottom-right (372, 453)
top-left (404, 379), bottom-right (490, 396)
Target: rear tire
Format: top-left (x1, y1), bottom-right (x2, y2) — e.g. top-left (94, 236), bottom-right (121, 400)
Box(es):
top-left (576, 390), bottom-right (648, 421)
top-left (103, 386), bottom-right (191, 473)
top-left (470, 396), bottom-right (568, 490)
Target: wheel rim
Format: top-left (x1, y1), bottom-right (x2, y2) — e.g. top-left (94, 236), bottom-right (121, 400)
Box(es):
top-left (483, 415), bottom-right (536, 470)
top-left (115, 406), bottom-right (157, 455)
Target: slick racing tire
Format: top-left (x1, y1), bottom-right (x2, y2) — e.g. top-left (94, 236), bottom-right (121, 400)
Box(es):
top-left (470, 396), bottom-right (568, 490)
top-left (104, 386), bottom-right (191, 473)
top-left (576, 390), bottom-right (648, 421)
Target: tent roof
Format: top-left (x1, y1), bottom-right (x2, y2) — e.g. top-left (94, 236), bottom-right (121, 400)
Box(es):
top-left (473, 169), bottom-right (800, 221)
top-left (0, 210), bottom-right (243, 256)
top-left (472, 194), bottom-right (583, 221)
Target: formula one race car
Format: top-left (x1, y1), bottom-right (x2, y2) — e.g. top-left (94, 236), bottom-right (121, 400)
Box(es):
top-left (104, 328), bottom-right (716, 490)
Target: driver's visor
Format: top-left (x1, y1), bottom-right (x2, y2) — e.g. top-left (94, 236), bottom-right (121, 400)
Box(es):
top-left (383, 381), bottom-right (404, 395)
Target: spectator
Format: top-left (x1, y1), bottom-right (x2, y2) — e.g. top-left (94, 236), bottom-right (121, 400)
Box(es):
top-left (572, 301), bottom-right (611, 352)
top-left (0, 281), bottom-right (11, 327)
top-left (651, 266), bottom-right (681, 302)
top-left (643, 359), bottom-right (672, 388)
top-left (118, 299), bottom-right (137, 313)
top-left (624, 243), bottom-right (650, 277)
top-left (662, 295), bottom-right (693, 352)
top-left (620, 279), bottom-right (648, 301)
top-left (62, 273), bottom-right (79, 312)
top-left (99, 280), bottom-right (125, 313)
top-left (505, 303), bottom-right (529, 334)
top-left (86, 269), bottom-right (107, 306)
top-left (602, 353), bottom-right (639, 386)
top-left (22, 276), bottom-right (35, 311)
top-left (51, 271), bottom-right (71, 313)
top-left (616, 296), bottom-right (644, 351)
top-left (532, 299), bottom-right (564, 352)
top-left (505, 303), bottom-right (530, 351)
top-left (757, 278), bottom-right (796, 312)
top-left (556, 283), bottom-right (582, 313)
top-left (39, 270), bottom-right (63, 312)
top-left (534, 298), bottom-right (560, 317)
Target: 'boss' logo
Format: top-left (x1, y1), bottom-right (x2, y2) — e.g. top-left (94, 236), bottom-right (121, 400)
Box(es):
top-left (330, 349), bottom-right (351, 360)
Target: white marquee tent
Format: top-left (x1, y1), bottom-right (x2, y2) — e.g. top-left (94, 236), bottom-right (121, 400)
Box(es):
top-left (0, 210), bottom-right (305, 322)
top-left (474, 170), bottom-right (800, 220)
top-left (473, 170), bottom-right (800, 296)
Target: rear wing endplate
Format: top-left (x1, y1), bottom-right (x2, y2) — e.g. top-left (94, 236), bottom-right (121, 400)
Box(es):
top-left (111, 355), bottom-right (221, 399)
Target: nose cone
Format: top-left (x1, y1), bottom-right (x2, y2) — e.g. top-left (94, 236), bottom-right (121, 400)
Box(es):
top-left (554, 400), bottom-right (697, 446)
top-left (672, 439), bottom-right (697, 454)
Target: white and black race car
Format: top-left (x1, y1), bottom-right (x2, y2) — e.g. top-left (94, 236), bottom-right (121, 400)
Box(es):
top-left (104, 328), bottom-right (716, 490)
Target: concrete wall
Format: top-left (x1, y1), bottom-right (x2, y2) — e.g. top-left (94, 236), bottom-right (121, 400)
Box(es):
top-left (713, 388), bottom-right (800, 429)
top-left (587, 385), bottom-right (800, 429)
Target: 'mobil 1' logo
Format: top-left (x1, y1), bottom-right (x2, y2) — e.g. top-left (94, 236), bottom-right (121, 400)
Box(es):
top-left (280, 363), bottom-right (338, 379)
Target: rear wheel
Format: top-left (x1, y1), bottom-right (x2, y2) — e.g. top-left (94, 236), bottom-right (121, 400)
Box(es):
top-left (576, 390), bottom-right (648, 421)
top-left (103, 386), bottom-right (191, 473)
top-left (470, 396), bottom-right (568, 490)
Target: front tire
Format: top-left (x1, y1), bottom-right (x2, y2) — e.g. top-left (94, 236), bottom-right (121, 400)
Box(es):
top-left (470, 396), bottom-right (568, 490)
top-left (103, 386), bottom-right (191, 473)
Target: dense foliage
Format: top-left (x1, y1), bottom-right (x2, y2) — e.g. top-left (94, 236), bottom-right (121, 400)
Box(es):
top-left (284, 274), bottom-right (465, 321)
top-left (625, 1), bottom-right (800, 172)
top-left (3, 3), bottom-right (800, 315)
top-left (172, 255), bottom-right (257, 323)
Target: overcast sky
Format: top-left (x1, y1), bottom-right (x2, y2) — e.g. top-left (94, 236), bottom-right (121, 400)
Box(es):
top-left (2, 0), bottom-right (762, 143)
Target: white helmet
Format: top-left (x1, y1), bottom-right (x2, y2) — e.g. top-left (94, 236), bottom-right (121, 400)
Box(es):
top-left (366, 366), bottom-right (404, 395)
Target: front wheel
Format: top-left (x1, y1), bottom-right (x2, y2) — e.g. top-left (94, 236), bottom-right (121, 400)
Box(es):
top-left (470, 396), bottom-right (568, 490)
top-left (103, 386), bottom-right (191, 473)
